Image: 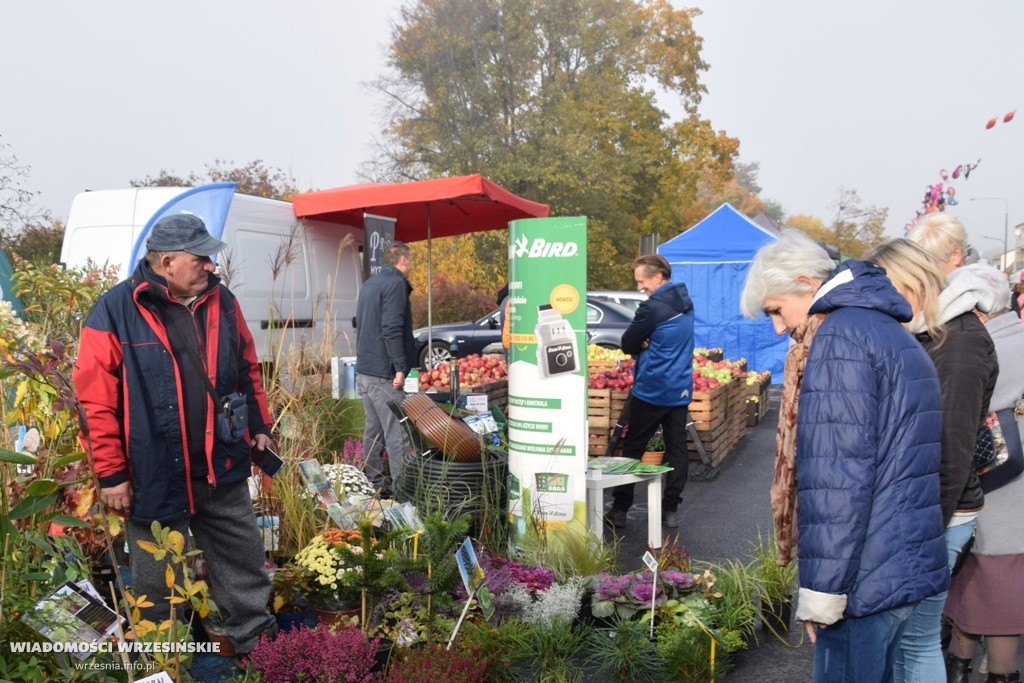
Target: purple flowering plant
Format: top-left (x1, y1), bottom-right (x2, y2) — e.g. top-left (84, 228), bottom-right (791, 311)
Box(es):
top-left (589, 568), bottom-right (698, 620)
top-left (245, 624), bottom-right (379, 683)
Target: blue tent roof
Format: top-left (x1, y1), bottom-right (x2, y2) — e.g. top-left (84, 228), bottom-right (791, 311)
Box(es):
top-left (660, 203), bottom-right (777, 262)
top-left (658, 203), bottom-right (788, 380)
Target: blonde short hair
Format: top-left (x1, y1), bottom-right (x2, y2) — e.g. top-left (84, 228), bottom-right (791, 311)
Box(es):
top-left (865, 239), bottom-right (948, 343)
top-left (907, 213), bottom-right (967, 265)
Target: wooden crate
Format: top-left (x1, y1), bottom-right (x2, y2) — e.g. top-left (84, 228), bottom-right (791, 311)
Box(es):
top-left (688, 384), bottom-right (727, 426)
top-left (588, 359), bottom-right (619, 376)
top-left (611, 390), bottom-right (629, 415)
top-left (463, 379), bottom-right (508, 410)
top-left (588, 430), bottom-right (623, 457)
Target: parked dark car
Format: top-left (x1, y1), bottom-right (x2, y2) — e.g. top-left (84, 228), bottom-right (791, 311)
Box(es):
top-left (413, 299), bottom-right (636, 368)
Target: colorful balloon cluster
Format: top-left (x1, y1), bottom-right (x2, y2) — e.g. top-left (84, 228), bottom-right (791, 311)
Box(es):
top-left (904, 109), bottom-right (1017, 233)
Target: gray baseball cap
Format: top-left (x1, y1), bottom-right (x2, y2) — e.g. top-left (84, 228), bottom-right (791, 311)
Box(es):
top-left (146, 214), bottom-right (227, 256)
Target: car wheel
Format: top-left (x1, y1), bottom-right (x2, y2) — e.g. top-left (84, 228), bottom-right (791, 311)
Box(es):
top-left (420, 342), bottom-right (452, 369)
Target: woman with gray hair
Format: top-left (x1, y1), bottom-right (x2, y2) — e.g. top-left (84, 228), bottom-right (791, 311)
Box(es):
top-left (943, 263), bottom-right (1024, 683)
top-left (741, 230), bottom-right (948, 682)
top-left (740, 231), bottom-right (833, 567)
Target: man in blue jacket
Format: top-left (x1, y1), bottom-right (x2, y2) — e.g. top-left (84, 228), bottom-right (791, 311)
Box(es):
top-left (356, 241), bottom-right (417, 494)
top-left (606, 254), bottom-right (694, 529)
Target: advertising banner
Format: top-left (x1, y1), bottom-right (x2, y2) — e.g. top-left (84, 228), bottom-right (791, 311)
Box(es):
top-left (363, 214), bottom-right (396, 281)
top-left (506, 217), bottom-right (588, 545)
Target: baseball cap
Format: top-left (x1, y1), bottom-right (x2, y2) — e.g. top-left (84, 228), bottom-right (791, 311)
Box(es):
top-left (145, 214), bottom-right (227, 256)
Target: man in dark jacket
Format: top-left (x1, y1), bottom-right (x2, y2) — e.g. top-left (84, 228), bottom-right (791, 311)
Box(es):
top-left (356, 241), bottom-right (416, 493)
top-left (75, 214), bottom-right (277, 655)
top-left (606, 254), bottom-right (694, 530)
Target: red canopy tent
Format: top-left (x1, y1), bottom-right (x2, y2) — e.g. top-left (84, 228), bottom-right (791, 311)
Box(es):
top-left (292, 173), bottom-right (549, 241)
top-left (292, 174), bottom-right (550, 358)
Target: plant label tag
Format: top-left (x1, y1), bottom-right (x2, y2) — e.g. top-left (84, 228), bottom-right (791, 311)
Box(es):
top-left (138, 674), bottom-right (174, 683)
top-left (642, 551), bottom-right (658, 572)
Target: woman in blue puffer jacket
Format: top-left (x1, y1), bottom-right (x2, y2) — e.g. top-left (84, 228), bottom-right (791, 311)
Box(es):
top-left (743, 230), bottom-right (948, 683)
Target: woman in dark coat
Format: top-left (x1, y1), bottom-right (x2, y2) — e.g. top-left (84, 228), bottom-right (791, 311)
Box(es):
top-left (867, 239), bottom-right (999, 683)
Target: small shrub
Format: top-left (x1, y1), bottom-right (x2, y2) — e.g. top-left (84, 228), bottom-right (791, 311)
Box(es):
top-left (588, 618), bottom-right (665, 682)
top-left (245, 625), bottom-right (378, 683)
top-left (382, 642), bottom-right (489, 682)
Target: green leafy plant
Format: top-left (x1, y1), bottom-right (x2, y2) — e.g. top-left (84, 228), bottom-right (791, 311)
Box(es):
top-left (699, 558), bottom-right (759, 644)
top-left (587, 618), bottom-right (665, 682)
top-left (516, 526), bottom-right (619, 579)
top-left (508, 618), bottom-right (590, 682)
top-left (458, 619), bottom-right (533, 682)
top-left (750, 528), bottom-right (797, 603)
top-left (644, 431), bottom-right (665, 452)
top-left (417, 510), bottom-right (471, 621)
top-left (656, 621), bottom-right (736, 682)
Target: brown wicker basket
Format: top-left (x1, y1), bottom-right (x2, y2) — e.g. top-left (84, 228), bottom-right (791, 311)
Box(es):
top-left (401, 393), bottom-right (482, 462)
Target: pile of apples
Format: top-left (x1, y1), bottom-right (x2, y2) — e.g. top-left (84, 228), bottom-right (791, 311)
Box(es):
top-left (745, 370), bottom-right (772, 386)
top-left (419, 353), bottom-right (507, 390)
top-left (588, 368), bottom-right (634, 391)
top-left (586, 344), bottom-right (631, 362)
top-left (691, 367), bottom-right (722, 392)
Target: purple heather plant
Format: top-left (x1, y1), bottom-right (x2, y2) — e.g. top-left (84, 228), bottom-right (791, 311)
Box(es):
top-left (488, 555), bottom-right (555, 596)
top-left (340, 437), bottom-right (365, 467)
top-left (245, 624), bottom-right (379, 683)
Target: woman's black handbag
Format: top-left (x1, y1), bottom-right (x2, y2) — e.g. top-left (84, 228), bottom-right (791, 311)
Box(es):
top-left (973, 400), bottom-right (1024, 493)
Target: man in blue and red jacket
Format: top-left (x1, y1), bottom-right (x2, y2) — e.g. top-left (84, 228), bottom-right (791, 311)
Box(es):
top-left (74, 214), bottom-right (276, 654)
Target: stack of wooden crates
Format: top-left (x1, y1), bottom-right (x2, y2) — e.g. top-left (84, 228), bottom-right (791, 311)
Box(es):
top-left (587, 389), bottom-right (629, 457)
top-left (687, 363), bottom-right (750, 466)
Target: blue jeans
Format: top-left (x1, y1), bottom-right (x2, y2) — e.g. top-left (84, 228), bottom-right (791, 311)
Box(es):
top-left (892, 519), bottom-right (977, 683)
top-left (814, 601), bottom-right (918, 682)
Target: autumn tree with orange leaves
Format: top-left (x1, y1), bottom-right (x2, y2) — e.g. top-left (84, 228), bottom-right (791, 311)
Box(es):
top-left (370, 0), bottom-right (757, 312)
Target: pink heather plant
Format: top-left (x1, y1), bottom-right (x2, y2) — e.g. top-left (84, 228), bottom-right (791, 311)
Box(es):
top-left (245, 624), bottom-right (379, 683)
top-left (341, 437), bottom-right (365, 467)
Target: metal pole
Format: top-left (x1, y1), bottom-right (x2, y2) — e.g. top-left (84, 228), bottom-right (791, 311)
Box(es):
top-left (1004, 205), bottom-right (1010, 272)
top-left (971, 197), bottom-right (1010, 271)
top-left (426, 204), bottom-right (432, 366)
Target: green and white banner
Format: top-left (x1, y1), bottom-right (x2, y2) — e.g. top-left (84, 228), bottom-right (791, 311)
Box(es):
top-left (506, 217), bottom-right (588, 545)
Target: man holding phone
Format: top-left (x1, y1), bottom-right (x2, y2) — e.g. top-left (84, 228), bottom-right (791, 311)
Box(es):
top-left (74, 214), bottom-right (278, 656)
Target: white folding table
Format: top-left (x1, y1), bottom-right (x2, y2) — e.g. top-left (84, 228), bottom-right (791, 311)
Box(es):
top-left (585, 469), bottom-right (665, 549)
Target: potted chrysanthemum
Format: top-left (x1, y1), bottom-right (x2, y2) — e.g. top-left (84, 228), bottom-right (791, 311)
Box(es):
top-left (294, 529), bottom-right (364, 627)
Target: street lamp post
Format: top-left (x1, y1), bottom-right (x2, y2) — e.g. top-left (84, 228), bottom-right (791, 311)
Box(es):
top-left (970, 197), bottom-right (1010, 271)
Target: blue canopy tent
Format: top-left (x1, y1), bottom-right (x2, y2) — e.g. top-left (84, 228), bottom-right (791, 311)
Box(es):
top-left (658, 203), bottom-right (787, 380)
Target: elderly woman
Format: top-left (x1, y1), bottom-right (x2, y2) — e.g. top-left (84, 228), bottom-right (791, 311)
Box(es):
top-left (907, 212), bottom-right (968, 275)
top-left (942, 264), bottom-right (1024, 683)
top-left (866, 239), bottom-right (999, 683)
top-left (741, 230), bottom-right (948, 682)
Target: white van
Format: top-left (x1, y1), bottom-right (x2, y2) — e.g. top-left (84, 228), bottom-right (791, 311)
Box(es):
top-left (60, 188), bottom-right (364, 363)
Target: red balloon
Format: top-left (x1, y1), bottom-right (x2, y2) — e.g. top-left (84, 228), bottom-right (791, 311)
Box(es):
top-left (1005, 110), bottom-right (1017, 123)
top-left (986, 117), bottom-right (998, 129)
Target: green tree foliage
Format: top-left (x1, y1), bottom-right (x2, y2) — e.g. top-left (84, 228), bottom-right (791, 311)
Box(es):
top-left (131, 159), bottom-right (300, 201)
top-left (785, 188), bottom-right (887, 259)
top-left (1, 136), bottom-right (53, 262)
top-left (5, 218), bottom-right (65, 266)
top-left (372, 0), bottom-right (747, 294)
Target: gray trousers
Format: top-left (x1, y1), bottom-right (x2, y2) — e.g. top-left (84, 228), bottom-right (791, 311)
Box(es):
top-left (126, 479), bottom-right (274, 654)
top-left (357, 372), bottom-right (410, 491)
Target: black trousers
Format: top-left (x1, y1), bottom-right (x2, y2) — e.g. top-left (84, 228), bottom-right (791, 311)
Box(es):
top-left (611, 395), bottom-right (689, 512)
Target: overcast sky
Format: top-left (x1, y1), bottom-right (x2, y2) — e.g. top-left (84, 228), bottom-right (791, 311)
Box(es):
top-left (4, 1), bottom-right (1023, 256)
